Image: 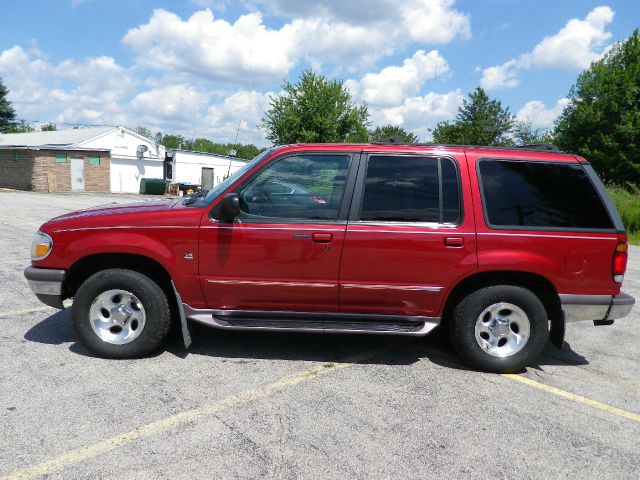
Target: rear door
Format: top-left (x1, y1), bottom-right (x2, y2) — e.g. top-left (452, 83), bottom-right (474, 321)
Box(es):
top-left (338, 152), bottom-right (477, 317)
top-left (199, 151), bottom-right (358, 312)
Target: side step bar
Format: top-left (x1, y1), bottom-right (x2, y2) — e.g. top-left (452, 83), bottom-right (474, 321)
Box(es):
top-left (183, 305), bottom-right (440, 337)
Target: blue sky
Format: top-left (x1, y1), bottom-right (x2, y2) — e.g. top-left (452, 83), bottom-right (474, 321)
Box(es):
top-left (1, 0), bottom-right (638, 146)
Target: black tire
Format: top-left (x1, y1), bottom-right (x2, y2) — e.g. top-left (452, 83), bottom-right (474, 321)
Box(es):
top-left (449, 285), bottom-right (549, 373)
top-left (72, 269), bottom-right (171, 359)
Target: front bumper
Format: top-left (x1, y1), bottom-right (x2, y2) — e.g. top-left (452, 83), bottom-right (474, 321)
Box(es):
top-left (24, 266), bottom-right (66, 309)
top-left (559, 292), bottom-right (635, 325)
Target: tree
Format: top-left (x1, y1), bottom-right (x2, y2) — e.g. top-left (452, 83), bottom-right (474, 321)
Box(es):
top-left (262, 69), bottom-right (370, 145)
top-left (0, 77), bottom-right (17, 132)
top-left (554, 29), bottom-right (640, 186)
top-left (161, 134), bottom-right (186, 150)
top-left (510, 121), bottom-right (552, 146)
top-left (134, 126), bottom-right (153, 140)
top-left (432, 87), bottom-right (514, 146)
top-left (369, 124), bottom-right (418, 143)
top-left (41, 123), bottom-right (57, 131)
top-left (4, 119), bottom-right (34, 133)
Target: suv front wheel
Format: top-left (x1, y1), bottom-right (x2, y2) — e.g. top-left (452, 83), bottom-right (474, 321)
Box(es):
top-left (72, 269), bottom-right (171, 358)
top-left (450, 285), bottom-right (549, 373)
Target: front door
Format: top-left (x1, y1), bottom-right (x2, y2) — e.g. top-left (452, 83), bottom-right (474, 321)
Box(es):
top-left (71, 157), bottom-right (85, 191)
top-left (338, 153), bottom-right (477, 318)
top-left (202, 167), bottom-right (214, 190)
top-left (199, 152), bottom-right (355, 312)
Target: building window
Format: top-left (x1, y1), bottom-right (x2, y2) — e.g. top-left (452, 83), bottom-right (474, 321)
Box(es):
top-left (89, 155), bottom-right (101, 166)
top-left (13, 151), bottom-right (19, 161)
top-left (55, 153), bottom-right (67, 163)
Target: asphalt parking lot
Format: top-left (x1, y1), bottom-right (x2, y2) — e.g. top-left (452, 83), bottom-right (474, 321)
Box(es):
top-left (0, 189), bottom-right (638, 479)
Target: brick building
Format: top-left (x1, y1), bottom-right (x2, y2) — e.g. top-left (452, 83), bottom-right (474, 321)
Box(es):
top-left (0, 147), bottom-right (110, 193)
top-left (0, 126), bottom-right (165, 193)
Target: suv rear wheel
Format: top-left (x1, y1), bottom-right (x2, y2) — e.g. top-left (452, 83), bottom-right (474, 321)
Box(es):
top-left (72, 269), bottom-right (171, 358)
top-left (450, 285), bottom-right (549, 373)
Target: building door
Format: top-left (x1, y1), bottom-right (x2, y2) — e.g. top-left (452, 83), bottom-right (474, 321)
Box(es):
top-left (202, 167), bottom-right (214, 190)
top-left (71, 158), bottom-right (85, 191)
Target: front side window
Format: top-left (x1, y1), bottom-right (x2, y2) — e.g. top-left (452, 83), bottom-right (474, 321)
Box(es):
top-left (359, 156), bottom-right (460, 223)
top-left (478, 159), bottom-right (613, 230)
top-left (237, 154), bottom-right (350, 221)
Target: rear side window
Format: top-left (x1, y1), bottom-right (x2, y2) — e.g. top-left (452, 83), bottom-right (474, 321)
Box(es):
top-left (359, 156), bottom-right (460, 223)
top-left (478, 159), bottom-right (613, 230)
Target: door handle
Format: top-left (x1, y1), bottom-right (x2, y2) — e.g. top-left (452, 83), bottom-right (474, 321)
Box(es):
top-left (444, 236), bottom-right (464, 247)
top-left (312, 233), bottom-right (332, 243)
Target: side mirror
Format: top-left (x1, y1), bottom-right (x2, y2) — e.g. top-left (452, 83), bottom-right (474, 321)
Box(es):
top-left (220, 193), bottom-right (240, 222)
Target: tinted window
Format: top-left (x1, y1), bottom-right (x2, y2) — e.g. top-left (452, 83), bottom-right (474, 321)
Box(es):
top-left (479, 160), bottom-right (613, 230)
top-left (360, 156), bottom-right (460, 223)
top-left (238, 154), bottom-right (349, 221)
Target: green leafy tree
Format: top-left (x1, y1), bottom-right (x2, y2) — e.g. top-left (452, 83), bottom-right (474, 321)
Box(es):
top-left (161, 134), bottom-right (187, 150)
top-left (432, 87), bottom-right (514, 146)
top-left (262, 69), bottom-right (370, 145)
top-left (4, 119), bottom-right (34, 133)
top-left (554, 29), bottom-right (640, 185)
top-left (369, 124), bottom-right (418, 143)
top-left (41, 123), bottom-right (57, 131)
top-left (510, 121), bottom-right (553, 146)
top-left (0, 77), bottom-right (17, 132)
top-left (134, 126), bottom-right (153, 139)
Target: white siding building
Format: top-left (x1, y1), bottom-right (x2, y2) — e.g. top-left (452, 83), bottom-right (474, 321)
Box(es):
top-left (0, 126), bottom-right (165, 194)
top-left (168, 150), bottom-right (247, 190)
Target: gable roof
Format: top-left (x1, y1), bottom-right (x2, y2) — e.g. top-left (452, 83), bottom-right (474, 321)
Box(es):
top-left (0, 126), bottom-right (116, 148)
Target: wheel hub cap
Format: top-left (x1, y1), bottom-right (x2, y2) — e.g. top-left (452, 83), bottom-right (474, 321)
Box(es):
top-left (89, 289), bottom-right (146, 345)
top-left (111, 305), bottom-right (132, 326)
top-left (474, 302), bottom-right (531, 357)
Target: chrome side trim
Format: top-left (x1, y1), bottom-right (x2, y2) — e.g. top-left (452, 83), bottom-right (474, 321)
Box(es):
top-left (206, 279), bottom-right (336, 288)
top-left (54, 225), bottom-right (198, 233)
top-left (202, 226), bottom-right (345, 232)
top-left (344, 229), bottom-right (474, 235)
top-left (182, 305), bottom-right (440, 337)
top-left (341, 283), bottom-right (443, 292)
top-left (478, 232), bottom-right (616, 241)
top-left (559, 294), bottom-right (611, 322)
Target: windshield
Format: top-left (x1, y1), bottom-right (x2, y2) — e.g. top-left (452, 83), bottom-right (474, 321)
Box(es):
top-left (196, 149), bottom-right (274, 206)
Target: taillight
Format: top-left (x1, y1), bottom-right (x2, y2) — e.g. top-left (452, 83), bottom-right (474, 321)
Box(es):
top-left (613, 240), bottom-right (628, 283)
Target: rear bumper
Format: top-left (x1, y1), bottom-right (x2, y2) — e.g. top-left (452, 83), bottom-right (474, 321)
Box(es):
top-left (24, 266), bottom-right (66, 309)
top-left (559, 292), bottom-right (635, 324)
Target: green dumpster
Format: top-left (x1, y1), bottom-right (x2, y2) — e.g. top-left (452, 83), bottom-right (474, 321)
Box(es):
top-left (139, 178), bottom-right (167, 195)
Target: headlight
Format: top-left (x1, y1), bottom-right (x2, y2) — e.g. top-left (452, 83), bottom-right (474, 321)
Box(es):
top-left (31, 231), bottom-right (53, 260)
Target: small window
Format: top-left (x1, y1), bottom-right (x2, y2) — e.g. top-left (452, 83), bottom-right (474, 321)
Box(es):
top-left (237, 154), bottom-right (350, 221)
top-left (55, 153), bottom-right (67, 163)
top-left (13, 151), bottom-right (19, 161)
top-left (478, 159), bottom-right (613, 230)
top-left (89, 155), bottom-right (100, 166)
top-left (359, 156), bottom-right (460, 223)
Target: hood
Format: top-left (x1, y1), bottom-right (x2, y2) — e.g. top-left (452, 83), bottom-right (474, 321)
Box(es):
top-left (46, 198), bottom-right (183, 223)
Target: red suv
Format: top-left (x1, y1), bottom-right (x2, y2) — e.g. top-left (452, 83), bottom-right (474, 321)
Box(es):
top-left (24, 143), bottom-right (635, 372)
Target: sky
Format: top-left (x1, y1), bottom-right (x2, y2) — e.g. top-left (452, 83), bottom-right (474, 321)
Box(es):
top-left (0, 0), bottom-right (638, 147)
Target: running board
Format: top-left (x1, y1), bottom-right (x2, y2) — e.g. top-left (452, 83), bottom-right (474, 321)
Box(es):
top-left (182, 305), bottom-right (440, 336)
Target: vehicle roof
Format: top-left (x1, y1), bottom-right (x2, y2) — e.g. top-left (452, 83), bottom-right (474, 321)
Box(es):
top-left (271, 143), bottom-right (583, 163)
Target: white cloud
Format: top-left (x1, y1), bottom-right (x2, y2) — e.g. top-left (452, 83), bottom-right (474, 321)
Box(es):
top-left (123, 9), bottom-right (299, 85)
top-left (346, 50), bottom-right (449, 106)
top-left (480, 6), bottom-right (614, 90)
top-left (131, 84), bottom-right (208, 125)
top-left (516, 98), bottom-right (570, 129)
top-left (371, 90), bottom-right (464, 140)
top-left (249, 0), bottom-right (471, 42)
top-left (0, 45), bottom-right (134, 126)
top-left (206, 90), bottom-right (273, 145)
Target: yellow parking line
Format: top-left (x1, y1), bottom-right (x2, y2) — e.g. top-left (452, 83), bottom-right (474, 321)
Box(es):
top-left (0, 347), bottom-right (387, 480)
top-left (502, 373), bottom-right (640, 423)
top-left (0, 306), bottom-right (52, 318)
